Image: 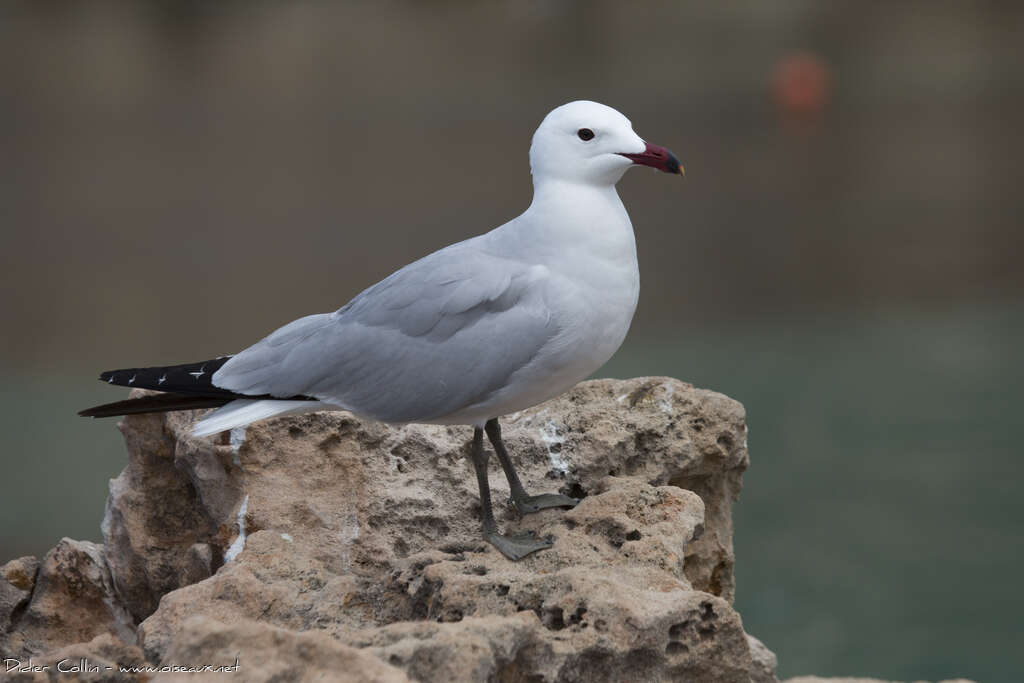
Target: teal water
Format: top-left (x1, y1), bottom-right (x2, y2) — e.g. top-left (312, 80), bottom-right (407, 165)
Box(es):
top-left (601, 304), bottom-right (1023, 682)
top-left (2, 304), bottom-right (1020, 681)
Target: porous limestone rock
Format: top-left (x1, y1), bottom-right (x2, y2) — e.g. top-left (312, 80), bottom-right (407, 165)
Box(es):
top-left (1, 556), bottom-right (39, 634)
top-left (138, 477), bottom-right (757, 681)
top-left (0, 539), bottom-right (134, 659)
top-left (748, 634), bottom-right (780, 683)
top-left (101, 412), bottom-right (227, 622)
top-left (2, 633), bottom-right (147, 683)
top-left (153, 616), bottom-right (409, 682)
top-left (4, 377), bottom-right (779, 682)
top-left (119, 377), bottom-right (748, 620)
top-left (128, 377), bottom-right (762, 681)
top-left (784, 678), bottom-right (976, 683)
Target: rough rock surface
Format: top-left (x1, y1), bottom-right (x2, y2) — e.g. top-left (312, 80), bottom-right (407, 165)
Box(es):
top-left (2, 633), bottom-right (146, 683)
top-left (101, 411), bottom-right (227, 622)
top-left (0, 539), bottom-right (134, 659)
top-left (3, 377), bottom-right (769, 681)
top-left (1, 556), bottom-right (39, 634)
top-left (154, 616), bottom-right (409, 682)
top-left (784, 678), bottom-right (976, 683)
top-left (748, 634), bottom-right (780, 683)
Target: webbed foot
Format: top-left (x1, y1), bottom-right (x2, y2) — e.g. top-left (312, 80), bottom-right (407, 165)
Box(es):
top-left (513, 493), bottom-right (579, 515)
top-left (484, 529), bottom-right (552, 560)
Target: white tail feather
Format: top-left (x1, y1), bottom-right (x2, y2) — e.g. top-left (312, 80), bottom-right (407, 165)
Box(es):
top-left (192, 399), bottom-right (327, 437)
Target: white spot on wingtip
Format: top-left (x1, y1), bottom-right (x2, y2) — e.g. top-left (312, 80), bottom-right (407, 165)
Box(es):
top-left (157, 374), bottom-right (166, 385)
top-left (127, 374), bottom-right (136, 385)
top-left (223, 494), bottom-right (249, 563)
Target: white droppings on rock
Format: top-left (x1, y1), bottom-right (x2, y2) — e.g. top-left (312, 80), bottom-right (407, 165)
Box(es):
top-left (337, 514), bottom-right (360, 571)
top-left (340, 516), bottom-right (359, 544)
top-left (657, 381), bottom-right (675, 414)
top-left (538, 419), bottom-right (568, 474)
top-left (223, 495), bottom-right (249, 563)
top-left (507, 407), bottom-right (545, 425)
top-left (743, 423), bottom-right (749, 449)
top-left (615, 393), bottom-right (629, 403)
top-left (280, 533), bottom-right (293, 543)
top-left (229, 426), bottom-right (247, 466)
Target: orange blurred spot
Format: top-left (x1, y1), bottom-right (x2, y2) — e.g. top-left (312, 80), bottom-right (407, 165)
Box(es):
top-left (772, 52), bottom-right (831, 120)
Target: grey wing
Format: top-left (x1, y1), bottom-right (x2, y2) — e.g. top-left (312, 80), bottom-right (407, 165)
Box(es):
top-left (212, 240), bottom-right (555, 422)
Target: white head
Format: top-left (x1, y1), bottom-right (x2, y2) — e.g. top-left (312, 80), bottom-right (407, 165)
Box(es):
top-left (529, 100), bottom-right (683, 186)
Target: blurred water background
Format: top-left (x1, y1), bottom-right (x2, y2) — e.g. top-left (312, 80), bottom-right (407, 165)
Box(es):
top-left (1, 2), bottom-right (1021, 680)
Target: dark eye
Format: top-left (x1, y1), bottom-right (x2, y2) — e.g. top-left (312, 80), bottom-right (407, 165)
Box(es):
top-left (577, 128), bottom-right (595, 141)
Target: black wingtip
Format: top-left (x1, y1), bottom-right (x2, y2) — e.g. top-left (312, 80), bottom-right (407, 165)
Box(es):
top-left (79, 394), bottom-right (232, 418)
top-left (95, 357), bottom-right (235, 396)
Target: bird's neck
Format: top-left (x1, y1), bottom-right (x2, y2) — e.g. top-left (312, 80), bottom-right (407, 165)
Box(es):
top-left (530, 175), bottom-right (623, 206)
top-left (505, 178), bottom-right (637, 273)
top-left (526, 178), bottom-right (632, 240)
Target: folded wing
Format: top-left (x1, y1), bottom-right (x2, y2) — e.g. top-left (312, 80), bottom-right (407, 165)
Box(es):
top-left (212, 239), bottom-right (555, 423)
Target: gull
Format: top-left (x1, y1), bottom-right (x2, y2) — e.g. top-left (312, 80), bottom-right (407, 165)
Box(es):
top-left (80, 101), bottom-right (683, 560)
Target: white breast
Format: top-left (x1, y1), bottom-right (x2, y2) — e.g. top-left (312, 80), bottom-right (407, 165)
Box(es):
top-left (438, 181), bottom-right (640, 425)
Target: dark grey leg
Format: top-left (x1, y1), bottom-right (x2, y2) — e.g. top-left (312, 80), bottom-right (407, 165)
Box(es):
top-left (484, 418), bottom-right (579, 515)
top-left (470, 426), bottom-right (552, 560)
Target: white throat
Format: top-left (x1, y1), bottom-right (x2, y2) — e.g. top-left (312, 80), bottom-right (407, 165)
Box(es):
top-left (521, 176), bottom-right (636, 263)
